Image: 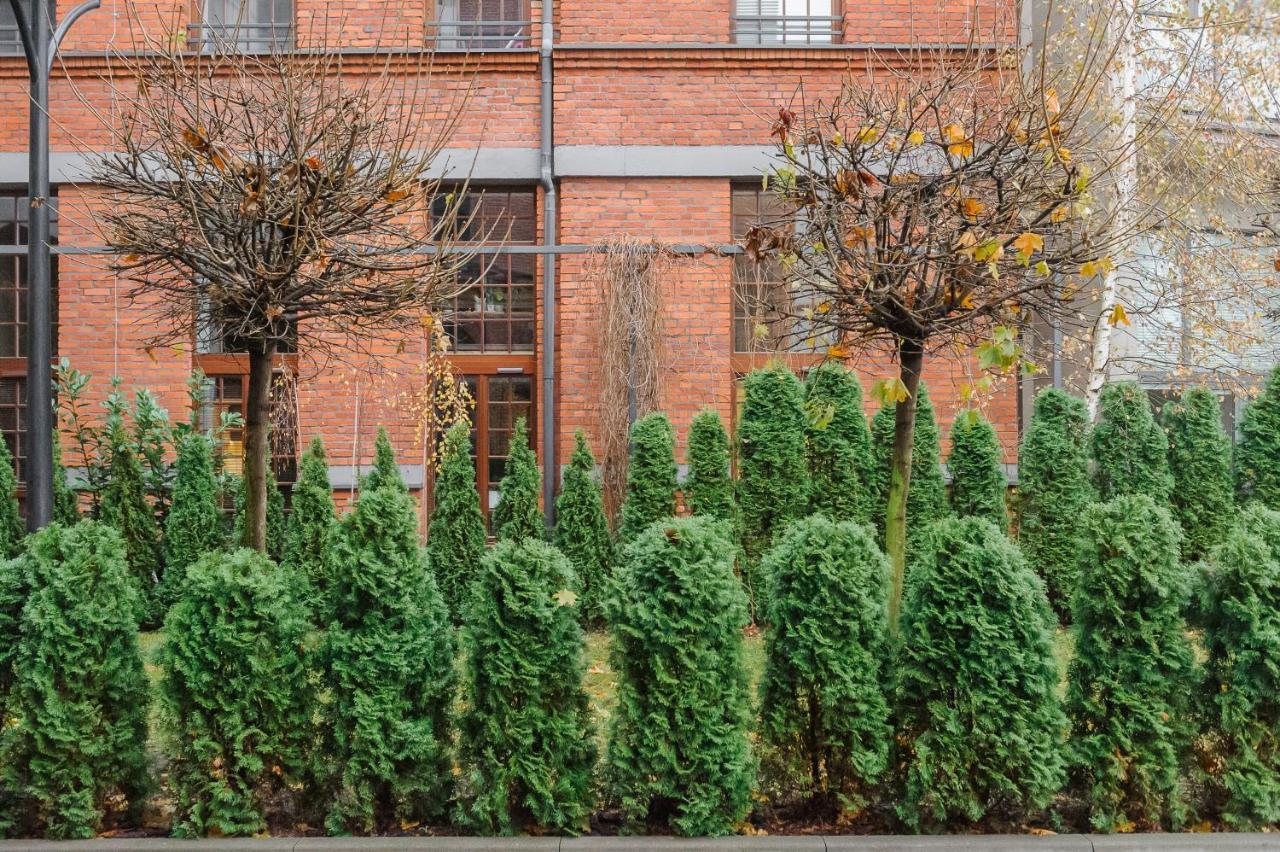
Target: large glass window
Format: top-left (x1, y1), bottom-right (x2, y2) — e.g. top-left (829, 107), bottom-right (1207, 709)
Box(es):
top-left (430, 0), bottom-right (532, 50)
top-left (198, 372), bottom-right (299, 487)
top-left (198, 0), bottom-right (292, 52)
top-left (0, 2), bottom-right (22, 55)
top-left (458, 373), bottom-right (533, 527)
top-left (0, 192), bottom-right (57, 360)
top-left (0, 377), bottom-right (25, 486)
top-left (733, 0), bottom-right (841, 45)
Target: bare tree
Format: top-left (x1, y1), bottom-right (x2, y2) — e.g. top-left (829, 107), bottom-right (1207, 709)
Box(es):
top-left (746, 41), bottom-right (1160, 627)
top-left (90, 28), bottom-right (477, 551)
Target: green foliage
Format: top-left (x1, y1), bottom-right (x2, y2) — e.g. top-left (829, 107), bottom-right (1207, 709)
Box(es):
top-left (363, 427), bottom-right (405, 493)
top-left (0, 554), bottom-right (25, 725)
top-left (553, 431), bottom-right (612, 625)
top-left (457, 539), bottom-right (595, 834)
top-left (1017, 388), bottom-right (1094, 617)
top-left (758, 515), bottom-right (890, 807)
top-left (1198, 506), bottom-right (1280, 829)
top-left (1237, 365), bottom-right (1280, 509)
top-left (427, 422), bottom-right (487, 620)
top-left (1090, 381), bottom-right (1173, 504)
top-left (946, 411), bottom-right (1008, 530)
top-left (493, 417), bottom-right (544, 542)
top-left (618, 412), bottom-right (678, 543)
top-left (1066, 495), bottom-right (1197, 831)
top-left (319, 473), bottom-right (456, 834)
top-left (684, 408), bottom-right (735, 524)
top-left (1163, 386), bottom-right (1234, 560)
top-left (803, 362), bottom-right (874, 523)
top-left (98, 433), bottom-right (159, 622)
top-left (894, 516), bottom-right (1064, 831)
top-left (738, 366), bottom-right (808, 613)
top-left (606, 516), bottom-right (754, 836)
top-left (160, 548), bottom-right (315, 837)
top-left (232, 466), bottom-right (286, 561)
top-left (284, 437), bottom-right (338, 618)
top-left (52, 429), bottom-right (78, 526)
top-left (0, 521), bottom-right (148, 839)
top-left (0, 435), bottom-right (23, 560)
top-left (158, 434), bottom-right (223, 617)
top-left (869, 384), bottom-right (949, 539)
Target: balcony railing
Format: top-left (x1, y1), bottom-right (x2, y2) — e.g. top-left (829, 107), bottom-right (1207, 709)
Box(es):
top-left (188, 22), bottom-right (294, 53)
top-left (425, 19), bottom-right (533, 50)
top-left (732, 13), bottom-right (842, 44)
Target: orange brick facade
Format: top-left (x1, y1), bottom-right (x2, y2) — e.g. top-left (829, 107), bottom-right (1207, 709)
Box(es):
top-left (0, 0), bottom-right (1022, 515)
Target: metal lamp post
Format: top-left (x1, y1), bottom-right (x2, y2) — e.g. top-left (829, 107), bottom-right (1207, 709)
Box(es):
top-left (7, 0), bottom-right (98, 529)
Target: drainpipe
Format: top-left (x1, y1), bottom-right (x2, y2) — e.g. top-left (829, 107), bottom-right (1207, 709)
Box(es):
top-left (539, 0), bottom-right (557, 533)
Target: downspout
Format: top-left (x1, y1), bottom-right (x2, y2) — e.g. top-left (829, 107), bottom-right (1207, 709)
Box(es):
top-left (539, 0), bottom-right (557, 533)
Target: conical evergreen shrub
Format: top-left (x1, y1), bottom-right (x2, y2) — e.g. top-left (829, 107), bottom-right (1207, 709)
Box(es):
top-left (0, 436), bottom-right (23, 559)
top-left (160, 548), bottom-right (315, 837)
top-left (1163, 386), bottom-right (1233, 560)
top-left (618, 412), bottom-right (678, 543)
top-left (52, 428), bottom-right (78, 526)
top-left (427, 422), bottom-right (487, 619)
top-left (363, 427), bottom-right (404, 493)
top-left (1090, 381), bottom-right (1172, 503)
top-left (0, 521), bottom-right (148, 839)
top-left (946, 411), bottom-right (1008, 530)
top-left (0, 553), bottom-right (24, 724)
top-left (606, 516), bottom-right (754, 836)
top-left (894, 516), bottom-right (1064, 831)
top-left (284, 436), bottom-right (338, 618)
top-left (1066, 495), bottom-right (1197, 831)
top-left (1238, 365), bottom-right (1280, 509)
top-left (457, 539), bottom-right (595, 834)
top-left (1198, 506), bottom-right (1280, 829)
top-left (803, 362), bottom-right (873, 523)
top-left (319, 469), bottom-right (456, 834)
top-left (493, 416), bottom-right (544, 542)
top-left (98, 434), bottom-right (159, 621)
top-left (869, 383), bottom-right (949, 539)
top-left (758, 515), bottom-right (890, 808)
top-left (232, 466), bottom-right (286, 560)
top-left (684, 408), bottom-right (735, 524)
top-left (1018, 388), bottom-right (1093, 617)
top-left (738, 366), bottom-right (808, 613)
top-left (159, 433), bottom-right (223, 616)
top-left (552, 431), bottom-right (612, 625)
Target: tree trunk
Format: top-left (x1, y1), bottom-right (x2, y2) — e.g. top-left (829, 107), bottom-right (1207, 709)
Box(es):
top-left (242, 342), bottom-right (276, 552)
top-left (885, 336), bottom-right (924, 633)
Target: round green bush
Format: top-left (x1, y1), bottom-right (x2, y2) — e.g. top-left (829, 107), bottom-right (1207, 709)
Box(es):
top-left (946, 410), bottom-right (1008, 530)
top-left (1066, 495), bottom-right (1197, 831)
top-left (1237, 365), bottom-right (1280, 509)
top-left (0, 521), bottom-right (149, 839)
top-left (684, 408), bottom-right (735, 525)
top-left (758, 515), bottom-right (890, 809)
top-left (427, 422), bottom-right (488, 619)
top-left (803, 362), bottom-right (874, 524)
top-left (618, 412), bottom-right (678, 543)
top-left (606, 516), bottom-right (754, 836)
top-left (159, 433), bottom-right (222, 616)
top-left (1017, 387), bottom-right (1093, 617)
top-left (457, 539), bottom-right (595, 835)
top-left (553, 431), bottom-right (613, 625)
top-left (869, 383), bottom-right (948, 541)
top-left (894, 516), bottom-right (1064, 831)
top-left (1090, 381), bottom-right (1172, 504)
top-left (493, 416), bottom-right (544, 542)
top-left (1163, 386), bottom-right (1233, 560)
top-left (160, 548), bottom-right (315, 837)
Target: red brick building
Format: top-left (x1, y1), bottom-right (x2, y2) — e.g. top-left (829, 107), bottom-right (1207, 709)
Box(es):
top-left (0, 0), bottom-right (1023, 518)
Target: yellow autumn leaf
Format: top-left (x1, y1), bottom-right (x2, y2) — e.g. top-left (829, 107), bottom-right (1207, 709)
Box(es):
top-left (816, 301), bottom-right (832, 314)
top-left (1045, 87), bottom-right (1061, 117)
top-left (831, 131), bottom-right (843, 146)
top-left (906, 129), bottom-right (925, 146)
top-left (858, 126), bottom-right (879, 144)
top-left (942, 122), bottom-right (965, 142)
top-left (1055, 147), bottom-right (1072, 164)
top-left (1109, 303), bottom-right (1130, 326)
top-left (1006, 117), bottom-right (1027, 143)
top-left (1012, 232), bottom-right (1044, 256)
top-left (1050, 205), bottom-right (1069, 223)
top-left (959, 197), bottom-right (985, 219)
top-left (1080, 260), bottom-right (1099, 277)
top-left (826, 344), bottom-right (850, 358)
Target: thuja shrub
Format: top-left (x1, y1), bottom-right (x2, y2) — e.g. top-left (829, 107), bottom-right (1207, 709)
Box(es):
top-left (738, 366), bottom-right (807, 612)
top-left (606, 516), bottom-right (754, 836)
top-left (1066, 495), bottom-right (1197, 831)
top-left (52, 428), bottom-right (78, 526)
top-left (493, 416), bottom-right (544, 542)
top-left (553, 431), bottom-right (612, 625)
top-left (0, 521), bottom-right (149, 839)
top-left (894, 516), bottom-right (1064, 831)
top-left (159, 433), bottom-right (222, 615)
top-left (1198, 506), bottom-right (1280, 829)
top-left (618, 412), bottom-right (678, 543)
top-left (1237, 365), bottom-right (1280, 509)
top-left (232, 465), bottom-right (286, 560)
top-left (0, 553), bottom-right (24, 723)
top-left (319, 471), bottom-right (456, 834)
top-left (758, 515), bottom-right (891, 809)
top-left (0, 436), bottom-right (23, 558)
top-left (947, 411), bottom-right (1008, 530)
top-left (427, 422), bottom-right (488, 619)
top-left (1163, 386), bottom-right (1234, 560)
top-left (363, 427), bottom-right (405, 492)
top-left (684, 408), bottom-right (735, 525)
top-left (803, 362), bottom-right (874, 524)
top-left (457, 539), bottom-right (595, 835)
top-left (283, 436), bottom-right (338, 618)
top-left (160, 548), bottom-right (315, 837)
top-left (869, 383), bottom-right (948, 538)
top-left (1090, 381), bottom-right (1173, 504)
top-left (1017, 387), bottom-right (1093, 617)
top-left (98, 436), bottom-right (159, 621)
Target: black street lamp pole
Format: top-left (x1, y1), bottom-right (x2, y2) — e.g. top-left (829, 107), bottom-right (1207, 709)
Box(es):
top-left (8, 0), bottom-right (97, 530)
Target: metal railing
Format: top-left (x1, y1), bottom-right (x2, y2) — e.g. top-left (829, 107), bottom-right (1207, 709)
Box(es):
top-left (732, 14), bottom-right (842, 44)
top-left (425, 19), bottom-right (533, 50)
top-left (188, 22), bottom-right (294, 53)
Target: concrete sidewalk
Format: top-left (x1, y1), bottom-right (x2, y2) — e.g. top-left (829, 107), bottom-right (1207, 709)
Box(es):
top-left (0, 836), bottom-right (1278, 851)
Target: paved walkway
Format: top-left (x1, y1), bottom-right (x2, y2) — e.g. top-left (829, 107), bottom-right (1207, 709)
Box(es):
top-left (0, 836), bottom-right (1278, 851)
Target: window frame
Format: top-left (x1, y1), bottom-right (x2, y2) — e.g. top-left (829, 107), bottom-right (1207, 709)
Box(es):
top-left (192, 0), bottom-right (294, 53)
top-left (426, 0), bottom-right (534, 51)
top-left (731, 0), bottom-right (843, 45)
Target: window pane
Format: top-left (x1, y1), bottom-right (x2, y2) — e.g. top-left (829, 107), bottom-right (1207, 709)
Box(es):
top-left (0, 378), bottom-right (26, 485)
top-left (433, 0), bottom-right (531, 49)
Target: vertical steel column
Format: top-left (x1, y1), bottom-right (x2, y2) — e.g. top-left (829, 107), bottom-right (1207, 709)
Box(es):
top-left (539, 0), bottom-right (557, 533)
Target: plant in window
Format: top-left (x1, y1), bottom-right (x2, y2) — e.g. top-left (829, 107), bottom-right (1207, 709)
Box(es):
top-left (493, 417), bottom-right (544, 542)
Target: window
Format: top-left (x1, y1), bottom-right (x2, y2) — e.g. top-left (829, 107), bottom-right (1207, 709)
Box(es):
top-left (435, 187), bottom-right (537, 353)
top-left (429, 0), bottom-right (532, 50)
top-left (196, 299), bottom-right (297, 355)
top-left (197, 0), bottom-right (292, 52)
top-left (733, 0), bottom-right (841, 44)
top-left (0, 377), bottom-right (25, 485)
top-left (198, 372), bottom-right (299, 487)
top-left (459, 373), bottom-right (533, 527)
top-left (0, 2), bottom-right (22, 56)
top-left (0, 192), bottom-right (57, 360)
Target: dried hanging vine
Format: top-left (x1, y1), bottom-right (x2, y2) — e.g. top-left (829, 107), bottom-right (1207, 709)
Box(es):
top-left (595, 237), bottom-right (673, 523)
